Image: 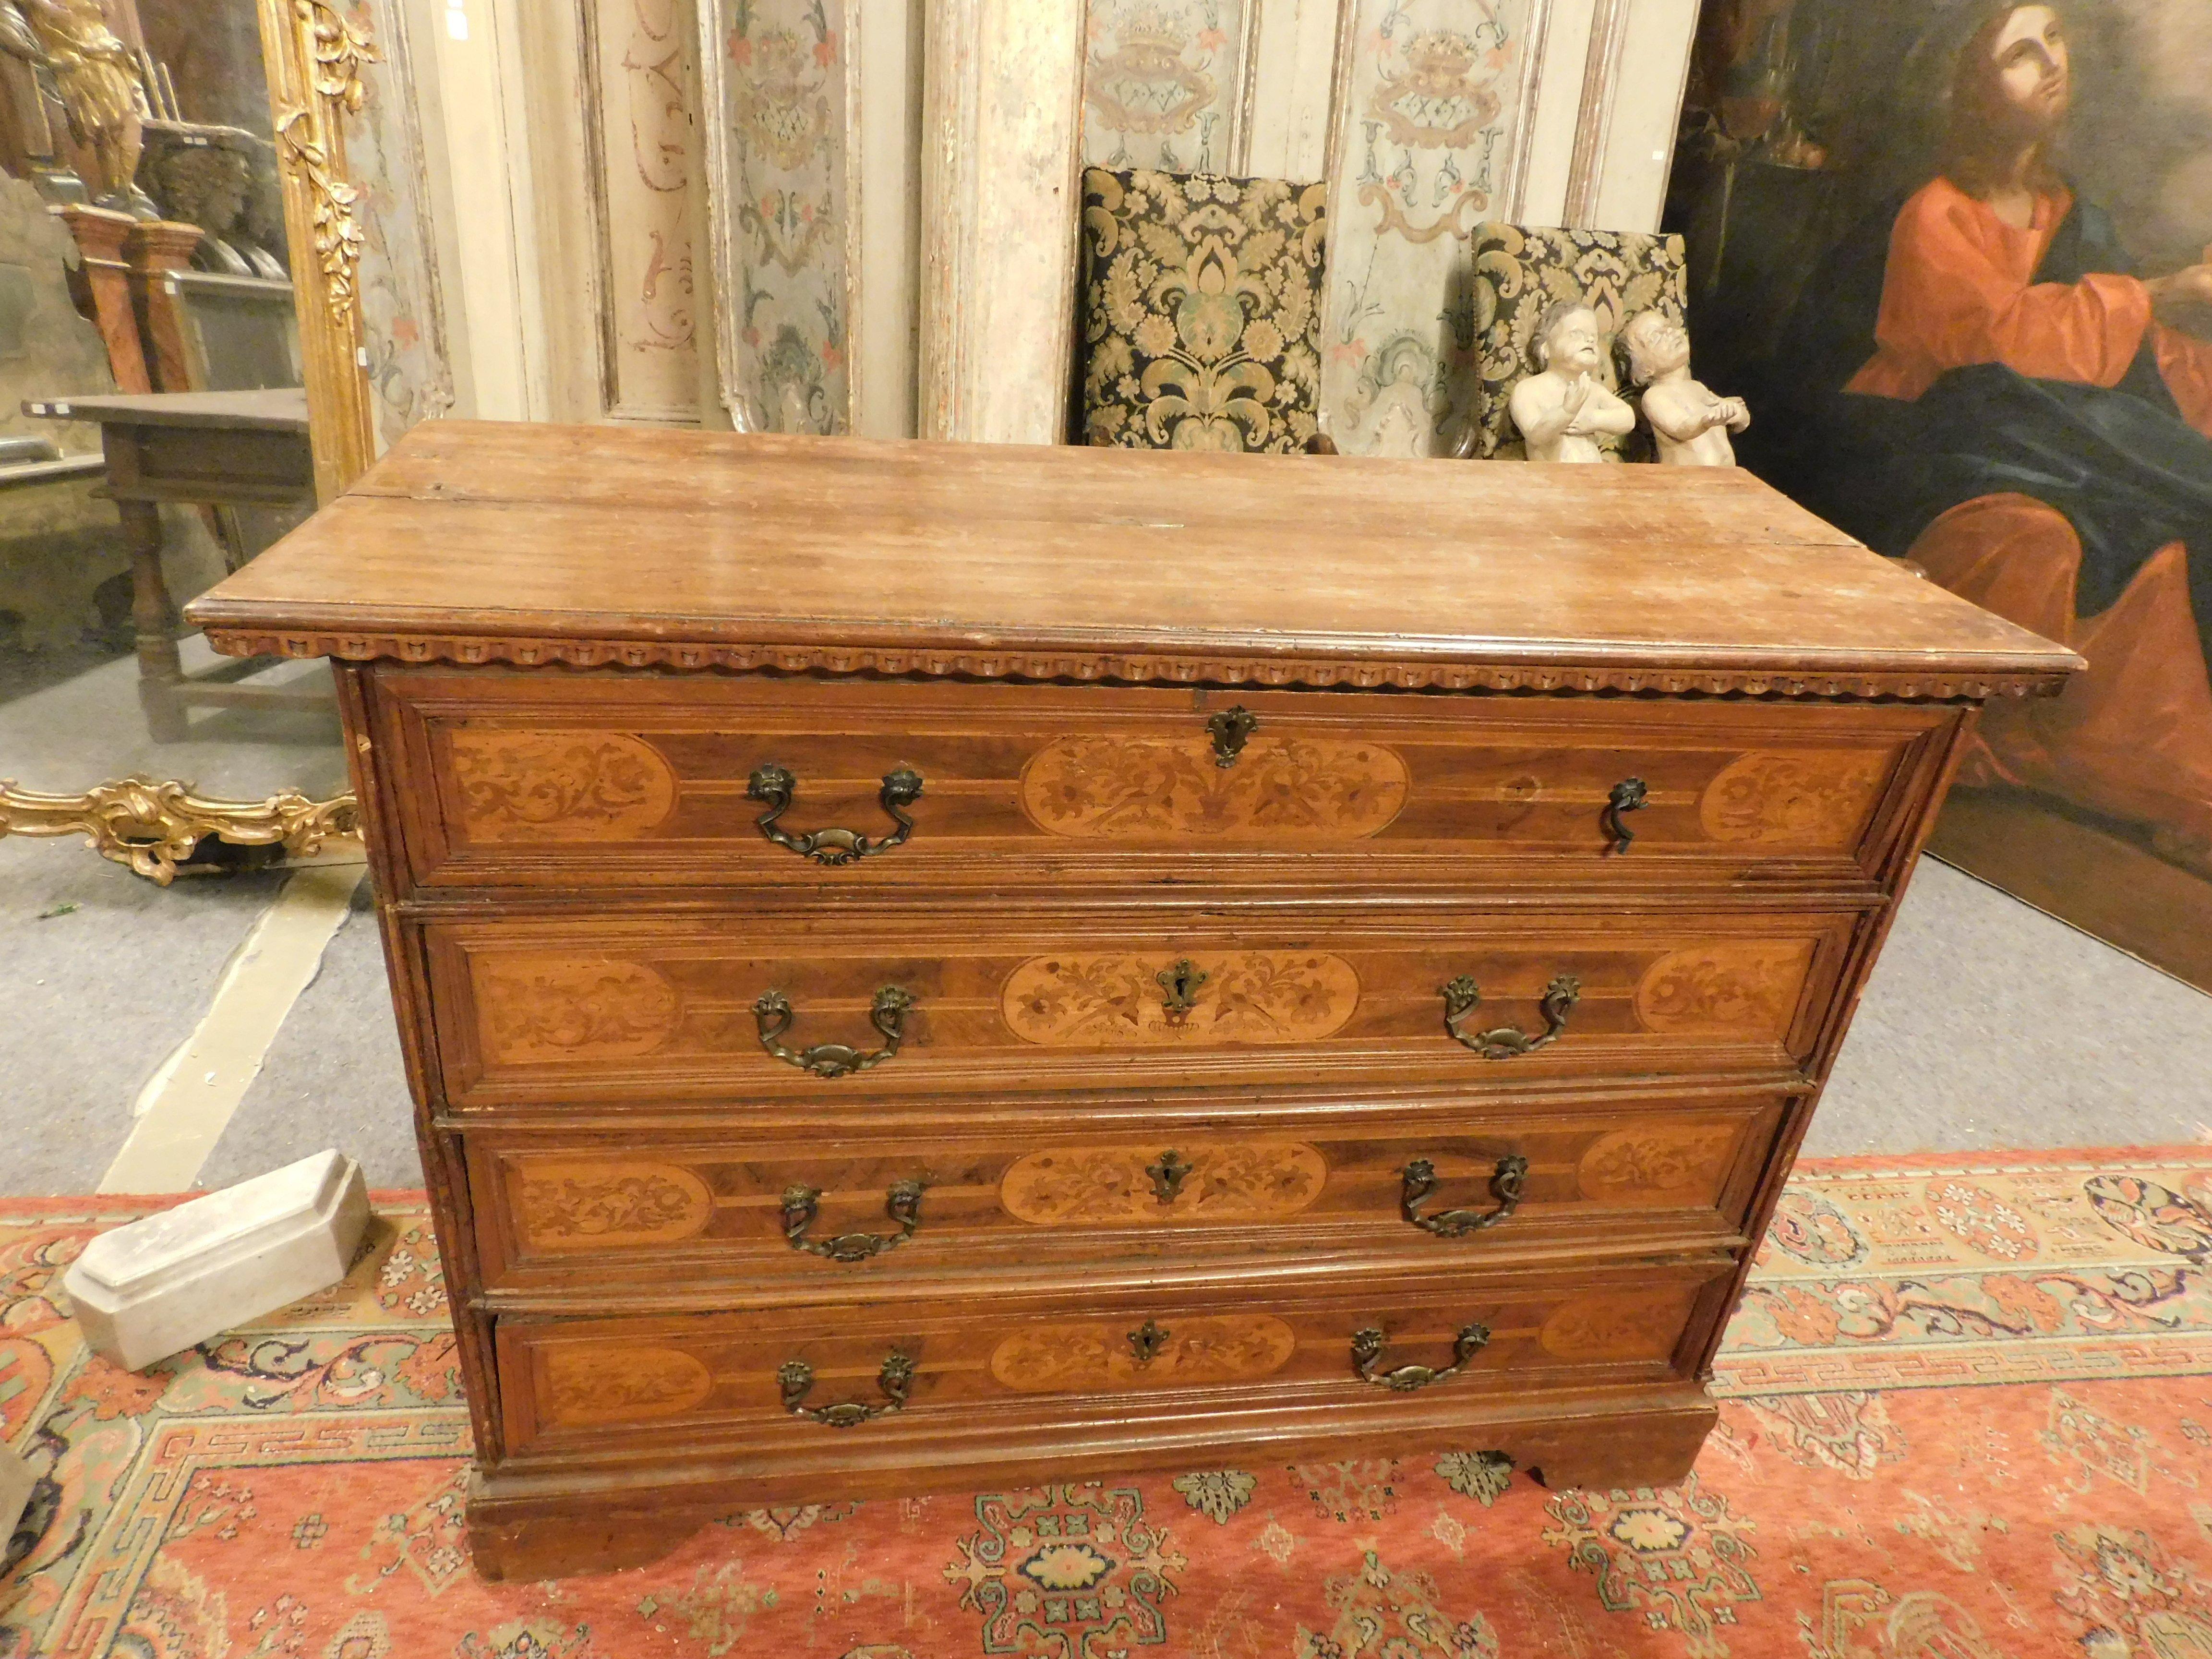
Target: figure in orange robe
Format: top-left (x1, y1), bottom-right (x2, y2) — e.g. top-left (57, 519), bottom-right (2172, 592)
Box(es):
top-left (1831, 3), bottom-right (2212, 867)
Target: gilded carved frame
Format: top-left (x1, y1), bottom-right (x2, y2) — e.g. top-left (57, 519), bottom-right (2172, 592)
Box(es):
top-left (0, 1), bottom-right (385, 882)
top-left (257, 0), bottom-right (383, 504)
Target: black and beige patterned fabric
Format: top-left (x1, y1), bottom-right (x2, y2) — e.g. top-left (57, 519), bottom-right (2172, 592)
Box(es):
top-left (1078, 168), bottom-right (1327, 453)
top-left (1465, 224), bottom-right (1689, 461)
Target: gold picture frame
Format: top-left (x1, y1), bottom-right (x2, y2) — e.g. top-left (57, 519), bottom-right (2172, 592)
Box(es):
top-left (0, 0), bottom-right (391, 879)
top-left (258, 0), bottom-right (382, 503)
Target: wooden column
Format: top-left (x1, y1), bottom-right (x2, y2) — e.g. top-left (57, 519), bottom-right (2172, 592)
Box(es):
top-left (125, 219), bottom-right (205, 392)
top-left (917, 0), bottom-right (1084, 444)
top-left (58, 204), bottom-right (151, 393)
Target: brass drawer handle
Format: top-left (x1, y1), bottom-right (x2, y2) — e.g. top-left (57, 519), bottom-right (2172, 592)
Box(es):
top-left (754, 985), bottom-right (914, 1077)
top-left (782, 1178), bottom-right (926, 1261)
top-left (1603, 777), bottom-right (1648, 853)
top-left (1402, 1154), bottom-right (1528, 1237)
top-left (1351, 1323), bottom-right (1491, 1391)
top-left (778, 1352), bottom-right (915, 1428)
top-left (1441, 974), bottom-right (1579, 1058)
top-left (747, 763), bottom-right (923, 865)
top-left (1207, 706), bottom-right (1257, 767)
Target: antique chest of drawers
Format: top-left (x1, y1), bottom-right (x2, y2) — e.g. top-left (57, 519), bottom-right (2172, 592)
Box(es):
top-left (186, 421), bottom-right (2078, 1580)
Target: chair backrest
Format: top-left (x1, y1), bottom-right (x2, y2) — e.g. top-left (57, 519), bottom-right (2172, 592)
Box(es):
top-left (1464, 224), bottom-right (1688, 461)
top-left (1077, 167), bottom-right (1327, 453)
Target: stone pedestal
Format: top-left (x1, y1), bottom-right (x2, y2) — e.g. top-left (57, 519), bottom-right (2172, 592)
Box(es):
top-left (62, 1151), bottom-right (371, 1372)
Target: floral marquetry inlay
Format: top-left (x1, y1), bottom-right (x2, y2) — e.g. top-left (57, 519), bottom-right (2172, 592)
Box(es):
top-left (990, 1314), bottom-right (1297, 1392)
top-left (1000, 1142), bottom-right (1327, 1225)
top-left (541, 1345), bottom-right (714, 1426)
top-left (1020, 734), bottom-right (1407, 839)
top-left (1538, 1294), bottom-right (1695, 1361)
top-left (1697, 751), bottom-right (1894, 847)
top-left (1576, 1124), bottom-right (1743, 1204)
top-left (445, 731), bottom-right (677, 841)
top-left (1632, 942), bottom-right (1815, 1038)
top-left (476, 959), bottom-right (680, 1063)
top-left (1002, 951), bottom-right (1358, 1046)
top-left (516, 1161), bottom-right (713, 1249)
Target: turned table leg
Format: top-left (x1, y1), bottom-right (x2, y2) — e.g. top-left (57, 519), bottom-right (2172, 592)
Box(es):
top-left (119, 496), bottom-right (188, 742)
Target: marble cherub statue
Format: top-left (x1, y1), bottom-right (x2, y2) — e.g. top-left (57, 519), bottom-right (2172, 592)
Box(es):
top-left (1621, 309), bottom-right (1750, 466)
top-left (1508, 301), bottom-right (1636, 462)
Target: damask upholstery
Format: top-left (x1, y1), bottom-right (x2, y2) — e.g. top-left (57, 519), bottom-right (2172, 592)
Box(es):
top-left (1078, 168), bottom-right (1327, 453)
top-left (1464, 224), bottom-right (1689, 461)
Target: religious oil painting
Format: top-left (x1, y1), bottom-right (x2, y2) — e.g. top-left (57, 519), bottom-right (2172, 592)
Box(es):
top-left (1667, 0), bottom-right (2212, 988)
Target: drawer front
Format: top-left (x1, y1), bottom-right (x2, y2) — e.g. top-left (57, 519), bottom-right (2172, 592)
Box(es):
top-left (423, 908), bottom-right (1857, 1107)
top-left (466, 1089), bottom-right (1790, 1293)
top-left (493, 1258), bottom-right (1731, 1455)
top-left (373, 670), bottom-right (1947, 892)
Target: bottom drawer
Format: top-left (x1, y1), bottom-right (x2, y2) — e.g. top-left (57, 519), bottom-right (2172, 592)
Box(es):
top-left (493, 1255), bottom-right (1734, 1458)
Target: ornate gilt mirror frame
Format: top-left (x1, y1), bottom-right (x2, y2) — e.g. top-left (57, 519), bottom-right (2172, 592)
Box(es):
top-left (0, 0), bottom-right (384, 884)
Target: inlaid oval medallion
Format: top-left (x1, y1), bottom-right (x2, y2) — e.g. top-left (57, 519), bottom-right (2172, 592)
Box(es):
top-left (991, 1314), bottom-right (1298, 1392)
top-left (541, 1344), bottom-right (713, 1427)
top-left (1019, 734), bottom-right (1409, 840)
top-left (1000, 1142), bottom-right (1329, 1225)
top-left (1001, 951), bottom-right (1359, 1046)
top-left (1632, 941), bottom-right (1814, 1037)
top-left (476, 958), bottom-right (680, 1063)
top-left (446, 730), bottom-right (678, 841)
top-left (1539, 1293), bottom-right (1695, 1361)
top-left (1697, 750), bottom-right (1892, 847)
top-left (516, 1161), bottom-right (714, 1249)
top-left (1576, 1123), bottom-right (1743, 1204)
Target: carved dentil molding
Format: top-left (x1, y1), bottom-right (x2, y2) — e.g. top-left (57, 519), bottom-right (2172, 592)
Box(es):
top-left (195, 626), bottom-right (2068, 703)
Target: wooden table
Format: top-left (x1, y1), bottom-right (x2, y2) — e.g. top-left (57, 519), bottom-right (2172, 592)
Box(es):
top-left (23, 388), bottom-right (315, 741)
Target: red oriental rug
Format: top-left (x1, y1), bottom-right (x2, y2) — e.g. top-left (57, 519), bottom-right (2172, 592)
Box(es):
top-left (8, 1147), bottom-right (2212, 1658)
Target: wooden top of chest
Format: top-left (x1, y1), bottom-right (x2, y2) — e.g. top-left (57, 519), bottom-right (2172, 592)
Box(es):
top-left (186, 420), bottom-right (2078, 701)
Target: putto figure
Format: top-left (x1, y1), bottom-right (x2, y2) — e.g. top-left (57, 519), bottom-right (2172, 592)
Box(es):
top-left (1622, 310), bottom-right (1750, 465)
top-left (1508, 301), bottom-right (1635, 462)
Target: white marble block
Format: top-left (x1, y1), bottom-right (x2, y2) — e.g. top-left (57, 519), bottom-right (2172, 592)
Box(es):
top-left (0, 1442), bottom-right (32, 1550)
top-left (62, 1151), bottom-right (371, 1372)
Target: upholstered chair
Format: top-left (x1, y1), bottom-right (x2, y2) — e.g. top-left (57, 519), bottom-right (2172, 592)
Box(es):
top-left (1077, 167), bottom-right (1329, 454)
top-left (1459, 224), bottom-right (1689, 461)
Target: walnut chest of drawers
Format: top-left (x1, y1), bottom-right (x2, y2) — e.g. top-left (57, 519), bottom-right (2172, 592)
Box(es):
top-left (187, 420), bottom-right (2078, 1580)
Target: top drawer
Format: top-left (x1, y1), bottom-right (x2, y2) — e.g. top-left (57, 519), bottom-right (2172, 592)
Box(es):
top-left (366, 669), bottom-right (1950, 894)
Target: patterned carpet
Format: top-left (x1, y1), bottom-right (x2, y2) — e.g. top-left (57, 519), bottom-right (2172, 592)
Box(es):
top-left (7, 1148), bottom-right (2212, 1658)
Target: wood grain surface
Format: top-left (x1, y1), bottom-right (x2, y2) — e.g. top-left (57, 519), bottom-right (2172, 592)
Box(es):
top-left (184, 421), bottom-right (2079, 696)
top-left (367, 670), bottom-right (1953, 894)
top-left (205, 426), bottom-right (2077, 1578)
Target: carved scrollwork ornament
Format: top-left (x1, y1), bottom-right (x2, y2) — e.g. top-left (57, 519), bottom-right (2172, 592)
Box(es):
top-left (746, 763), bottom-right (924, 864)
top-left (1401, 1154), bottom-right (1529, 1237)
top-left (781, 1179), bottom-right (926, 1261)
top-left (778, 1351), bottom-right (915, 1427)
top-left (0, 776), bottom-right (359, 885)
top-left (1351, 1323), bottom-right (1491, 1391)
top-left (1440, 974), bottom-right (1580, 1057)
top-left (269, 0), bottom-right (376, 322)
top-left (753, 985), bottom-right (915, 1077)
